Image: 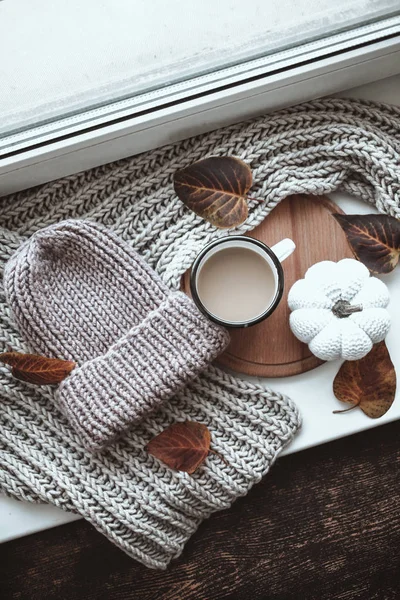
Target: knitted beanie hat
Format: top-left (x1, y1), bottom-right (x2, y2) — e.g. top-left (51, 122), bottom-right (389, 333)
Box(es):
top-left (4, 220), bottom-right (229, 451)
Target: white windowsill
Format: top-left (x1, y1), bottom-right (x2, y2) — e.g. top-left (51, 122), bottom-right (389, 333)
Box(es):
top-left (1, 74), bottom-right (399, 546)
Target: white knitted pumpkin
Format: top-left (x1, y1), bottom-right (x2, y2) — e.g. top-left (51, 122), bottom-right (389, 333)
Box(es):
top-left (288, 258), bottom-right (391, 361)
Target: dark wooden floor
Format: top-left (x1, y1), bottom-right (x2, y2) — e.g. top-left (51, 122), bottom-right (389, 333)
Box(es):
top-left (1, 421), bottom-right (399, 600)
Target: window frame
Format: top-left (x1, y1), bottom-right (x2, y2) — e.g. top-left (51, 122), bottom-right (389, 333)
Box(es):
top-left (0, 16), bottom-right (399, 196)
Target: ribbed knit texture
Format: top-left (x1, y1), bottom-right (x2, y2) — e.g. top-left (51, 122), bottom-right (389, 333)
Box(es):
top-left (4, 220), bottom-right (229, 451)
top-left (1, 97), bottom-right (399, 569)
top-left (288, 259), bottom-right (391, 361)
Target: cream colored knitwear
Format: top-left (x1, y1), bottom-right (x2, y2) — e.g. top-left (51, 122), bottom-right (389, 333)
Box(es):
top-left (3, 96), bottom-right (399, 568)
top-left (289, 259), bottom-right (391, 361)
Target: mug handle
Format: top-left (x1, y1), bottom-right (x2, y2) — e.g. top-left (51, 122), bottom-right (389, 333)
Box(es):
top-left (271, 238), bottom-right (296, 263)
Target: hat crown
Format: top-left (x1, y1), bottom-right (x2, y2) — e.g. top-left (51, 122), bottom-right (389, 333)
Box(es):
top-left (5, 220), bottom-right (168, 363)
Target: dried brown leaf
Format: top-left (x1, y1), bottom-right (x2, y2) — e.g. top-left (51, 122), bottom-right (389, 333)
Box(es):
top-left (0, 352), bottom-right (76, 385)
top-left (334, 213), bottom-right (400, 274)
top-left (173, 156), bottom-right (252, 228)
top-left (333, 341), bottom-right (396, 418)
top-left (146, 421), bottom-right (211, 474)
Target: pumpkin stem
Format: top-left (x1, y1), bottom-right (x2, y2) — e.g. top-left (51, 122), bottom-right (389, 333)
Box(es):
top-left (333, 401), bottom-right (360, 414)
top-left (332, 300), bottom-right (363, 318)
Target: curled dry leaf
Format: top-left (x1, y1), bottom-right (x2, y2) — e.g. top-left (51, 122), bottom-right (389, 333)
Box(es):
top-left (0, 352), bottom-right (76, 385)
top-left (146, 421), bottom-right (211, 474)
top-left (173, 156), bottom-right (252, 228)
top-left (334, 213), bottom-right (400, 274)
top-left (333, 341), bottom-right (396, 418)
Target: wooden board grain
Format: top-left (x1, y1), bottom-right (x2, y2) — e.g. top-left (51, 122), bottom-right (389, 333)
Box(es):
top-left (182, 194), bottom-right (353, 377)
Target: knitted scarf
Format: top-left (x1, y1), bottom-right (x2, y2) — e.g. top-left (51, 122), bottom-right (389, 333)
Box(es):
top-left (1, 98), bottom-right (399, 569)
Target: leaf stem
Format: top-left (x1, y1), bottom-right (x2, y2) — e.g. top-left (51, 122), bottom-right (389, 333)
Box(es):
top-left (209, 447), bottom-right (229, 465)
top-left (333, 401), bottom-right (360, 414)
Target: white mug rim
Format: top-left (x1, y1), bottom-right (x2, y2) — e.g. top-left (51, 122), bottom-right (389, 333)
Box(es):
top-left (190, 235), bottom-right (284, 328)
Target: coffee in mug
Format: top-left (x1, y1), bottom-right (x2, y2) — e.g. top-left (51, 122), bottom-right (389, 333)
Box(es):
top-left (190, 236), bottom-right (295, 328)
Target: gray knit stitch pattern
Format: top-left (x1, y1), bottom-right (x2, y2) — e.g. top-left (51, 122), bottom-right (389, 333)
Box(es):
top-left (1, 97), bottom-right (399, 569)
top-left (4, 219), bottom-right (229, 451)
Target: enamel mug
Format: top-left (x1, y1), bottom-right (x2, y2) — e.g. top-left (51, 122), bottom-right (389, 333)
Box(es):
top-left (190, 236), bottom-right (296, 328)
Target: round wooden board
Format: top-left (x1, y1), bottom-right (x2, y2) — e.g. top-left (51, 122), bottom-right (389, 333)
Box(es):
top-left (181, 194), bottom-right (353, 377)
